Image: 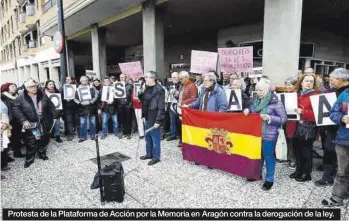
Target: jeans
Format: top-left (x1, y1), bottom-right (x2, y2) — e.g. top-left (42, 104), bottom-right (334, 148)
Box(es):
top-left (260, 140), bottom-right (277, 182)
top-left (55, 119), bottom-right (61, 137)
top-left (144, 120), bottom-right (161, 161)
top-left (293, 138), bottom-right (314, 175)
top-left (169, 109), bottom-right (177, 137)
top-left (102, 112), bottom-right (118, 135)
top-left (332, 145), bottom-right (349, 202)
top-left (80, 115), bottom-right (96, 139)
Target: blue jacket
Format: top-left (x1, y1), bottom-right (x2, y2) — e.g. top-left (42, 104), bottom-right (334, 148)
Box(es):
top-left (250, 94), bottom-right (287, 141)
top-left (330, 88), bottom-right (349, 147)
top-left (189, 84), bottom-right (228, 112)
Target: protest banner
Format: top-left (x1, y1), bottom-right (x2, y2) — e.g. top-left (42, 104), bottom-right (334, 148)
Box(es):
top-left (77, 86), bottom-right (92, 102)
top-left (114, 82), bottom-right (126, 99)
top-left (276, 93), bottom-right (299, 120)
top-left (310, 93), bottom-right (337, 126)
top-left (218, 47), bottom-right (253, 73)
top-left (118, 61), bottom-right (143, 80)
top-left (225, 89), bottom-right (242, 111)
top-left (48, 93), bottom-right (63, 110)
top-left (133, 83), bottom-right (142, 100)
top-left (248, 67), bottom-right (263, 78)
top-left (85, 70), bottom-right (96, 79)
top-left (190, 50), bottom-right (218, 74)
top-left (101, 86), bottom-right (115, 103)
top-left (182, 108), bottom-right (263, 179)
top-left (63, 84), bottom-right (76, 100)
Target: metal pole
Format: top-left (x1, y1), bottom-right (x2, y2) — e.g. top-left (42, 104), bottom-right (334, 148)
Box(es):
top-left (56, 0), bottom-right (67, 87)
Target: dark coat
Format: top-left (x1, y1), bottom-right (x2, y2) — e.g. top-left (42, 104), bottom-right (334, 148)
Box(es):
top-left (0, 92), bottom-right (18, 120)
top-left (330, 88), bottom-right (349, 147)
top-left (74, 86), bottom-right (98, 117)
top-left (98, 87), bottom-right (117, 114)
top-left (12, 89), bottom-right (54, 134)
top-left (60, 84), bottom-right (78, 111)
top-left (42, 88), bottom-right (62, 119)
top-left (116, 83), bottom-right (133, 108)
top-left (139, 83), bottom-right (165, 127)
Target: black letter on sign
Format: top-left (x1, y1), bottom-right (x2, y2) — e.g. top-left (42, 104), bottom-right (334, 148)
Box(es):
top-left (114, 83), bottom-right (126, 98)
top-left (64, 84), bottom-right (75, 100)
top-left (79, 87), bottom-right (91, 102)
top-left (318, 95), bottom-right (332, 125)
top-left (49, 94), bottom-right (61, 109)
top-left (228, 90), bottom-right (241, 110)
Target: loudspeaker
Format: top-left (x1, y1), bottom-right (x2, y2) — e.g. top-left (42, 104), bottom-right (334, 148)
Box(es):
top-left (100, 162), bottom-right (125, 202)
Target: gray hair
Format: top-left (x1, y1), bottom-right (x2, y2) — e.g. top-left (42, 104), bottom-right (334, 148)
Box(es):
top-left (80, 76), bottom-right (89, 82)
top-left (145, 71), bottom-right (157, 79)
top-left (256, 78), bottom-right (272, 92)
top-left (171, 72), bottom-right (178, 78)
top-left (203, 72), bottom-right (217, 83)
top-left (179, 71), bottom-right (189, 78)
top-left (284, 77), bottom-right (297, 85)
top-left (24, 79), bottom-right (36, 89)
top-left (329, 68), bottom-right (349, 81)
top-left (229, 73), bottom-right (246, 91)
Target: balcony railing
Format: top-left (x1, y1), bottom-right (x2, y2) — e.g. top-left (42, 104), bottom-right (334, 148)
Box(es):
top-left (26, 4), bottom-right (35, 16)
top-left (43, 0), bottom-right (56, 13)
top-left (29, 40), bottom-right (36, 48)
top-left (20, 13), bottom-right (26, 23)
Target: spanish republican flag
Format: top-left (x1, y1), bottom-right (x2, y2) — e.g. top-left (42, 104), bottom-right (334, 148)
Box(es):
top-left (182, 108), bottom-right (263, 179)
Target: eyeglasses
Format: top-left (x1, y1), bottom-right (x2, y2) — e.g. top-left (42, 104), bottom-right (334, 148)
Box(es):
top-left (28, 85), bottom-right (37, 89)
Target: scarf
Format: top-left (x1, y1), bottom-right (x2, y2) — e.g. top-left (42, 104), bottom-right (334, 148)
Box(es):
top-left (299, 89), bottom-right (315, 95)
top-left (202, 84), bottom-right (215, 111)
top-left (252, 92), bottom-right (273, 135)
top-left (2, 92), bottom-right (17, 100)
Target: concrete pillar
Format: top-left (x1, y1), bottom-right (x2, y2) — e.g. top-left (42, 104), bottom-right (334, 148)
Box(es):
top-left (49, 60), bottom-right (60, 87)
top-left (30, 64), bottom-right (39, 82)
top-left (24, 65), bottom-right (31, 80)
top-left (91, 25), bottom-right (107, 79)
top-left (262, 0), bottom-right (303, 86)
top-left (142, 0), bottom-right (165, 81)
top-left (67, 41), bottom-right (76, 77)
top-left (38, 62), bottom-right (47, 82)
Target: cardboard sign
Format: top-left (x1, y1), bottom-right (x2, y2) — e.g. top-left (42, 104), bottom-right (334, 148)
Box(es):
top-left (101, 86), bottom-right (114, 103)
top-left (310, 93), bottom-right (337, 126)
top-left (133, 83), bottom-right (142, 100)
top-left (276, 93), bottom-right (300, 120)
top-left (167, 85), bottom-right (177, 103)
top-left (118, 61), bottom-right (143, 80)
top-left (218, 47), bottom-right (253, 73)
top-left (49, 93), bottom-right (63, 110)
top-left (77, 86), bottom-right (92, 102)
top-left (250, 91), bottom-right (257, 99)
top-left (248, 67), bottom-right (263, 78)
top-left (63, 84), bottom-right (76, 100)
top-left (114, 82), bottom-right (126, 99)
top-left (225, 89), bottom-right (242, 111)
top-left (190, 50), bottom-right (218, 74)
top-left (85, 70), bottom-right (96, 79)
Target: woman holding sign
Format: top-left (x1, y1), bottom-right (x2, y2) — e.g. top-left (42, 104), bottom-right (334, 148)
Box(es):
top-left (289, 74), bottom-right (319, 182)
top-left (243, 78), bottom-right (287, 191)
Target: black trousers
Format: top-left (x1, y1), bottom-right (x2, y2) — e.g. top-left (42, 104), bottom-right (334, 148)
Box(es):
top-left (23, 131), bottom-right (50, 164)
top-left (176, 117), bottom-right (182, 142)
top-left (64, 109), bottom-right (78, 136)
top-left (118, 106), bottom-right (132, 135)
top-left (293, 138), bottom-right (315, 175)
top-left (9, 123), bottom-right (22, 156)
top-left (320, 131), bottom-right (337, 181)
top-left (1, 149), bottom-right (9, 169)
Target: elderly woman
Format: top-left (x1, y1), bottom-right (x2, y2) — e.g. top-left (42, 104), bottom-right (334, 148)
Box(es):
top-left (224, 73), bottom-right (250, 112)
top-left (244, 78), bottom-right (287, 190)
top-left (12, 79), bottom-right (54, 168)
top-left (184, 71), bottom-right (228, 112)
top-left (289, 74), bottom-right (319, 182)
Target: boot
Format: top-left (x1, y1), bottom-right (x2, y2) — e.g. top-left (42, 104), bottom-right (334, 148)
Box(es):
top-left (262, 181), bottom-right (274, 191)
top-left (55, 136), bottom-right (63, 143)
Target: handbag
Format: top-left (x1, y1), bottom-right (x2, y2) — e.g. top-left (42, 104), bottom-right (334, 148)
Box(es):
top-left (294, 120), bottom-right (317, 140)
top-left (276, 128), bottom-right (288, 161)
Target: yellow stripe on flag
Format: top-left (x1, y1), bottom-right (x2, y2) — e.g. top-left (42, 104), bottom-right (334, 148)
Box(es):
top-left (182, 125), bottom-right (262, 160)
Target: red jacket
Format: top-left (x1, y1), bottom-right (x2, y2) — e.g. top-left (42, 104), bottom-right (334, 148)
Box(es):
top-left (285, 90), bottom-right (318, 138)
top-left (131, 91), bottom-right (142, 109)
top-left (180, 80), bottom-right (198, 105)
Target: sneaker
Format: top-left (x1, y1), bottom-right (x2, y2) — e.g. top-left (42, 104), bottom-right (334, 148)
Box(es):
top-left (288, 162), bottom-right (296, 169)
top-left (101, 135), bottom-right (107, 140)
top-left (262, 181), bottom-right (274, 191)
top-left (166, 136), bottom-right (176, 141)
top-left (140, 155), bottom-right (152, 160)
top-left (127, 135), bottom-right (131, 139)
top-left (139, 136), bottom-right (144, 139)
top-left (315, 179), bottom-right (333, 187)
top-left (78, 139), bottom-right (87, 143)
top-left (321, 197), bottom-right (343, 207)
top-left (67, 135), bottom-right (74, 141)
top-left (148, 159), bottom-right (160, 166)
top-left (118, 134), bottom-right (123, 139)
top-left (55, 136), bottom-right (63, 143)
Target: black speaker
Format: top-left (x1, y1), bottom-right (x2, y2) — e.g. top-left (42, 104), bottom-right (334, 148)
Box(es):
top-left (101, 162), bottom-right (125, 202)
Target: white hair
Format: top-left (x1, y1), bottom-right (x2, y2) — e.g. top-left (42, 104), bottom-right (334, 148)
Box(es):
top-left (179, 71), bottom-right (189, 78)
top-left (24, 79), bottom-right (36, 89)
top-left (171, 72), bottom-right (179, 78)
top-left (256, 78), bottom-right (272, 92)
top-left (80, 76), bottom-right (89, 82)
top-left (203, 72), bottom-right (217, 83)
top-left (329, 68), bottom-right (349, 81)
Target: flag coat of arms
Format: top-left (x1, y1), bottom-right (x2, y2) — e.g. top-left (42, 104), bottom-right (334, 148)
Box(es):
top-left (182, 108), bottom-right (263, 179)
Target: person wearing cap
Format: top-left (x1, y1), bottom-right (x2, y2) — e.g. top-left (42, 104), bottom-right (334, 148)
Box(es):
top-left (1, 82), bottom-right (23, 159)
top-left (12, 79), bottom-right (54, 168)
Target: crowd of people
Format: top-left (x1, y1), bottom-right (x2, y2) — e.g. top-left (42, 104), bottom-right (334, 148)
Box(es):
top-left (0, 67), bottom-right (348, 206)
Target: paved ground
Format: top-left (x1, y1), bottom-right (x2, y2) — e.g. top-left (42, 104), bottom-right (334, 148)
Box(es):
top-left (1, 134), bottom-right (348, 219)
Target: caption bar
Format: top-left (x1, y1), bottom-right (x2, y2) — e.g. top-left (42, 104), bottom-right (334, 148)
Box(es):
top-left (2, 208), bottom-right (340, 220)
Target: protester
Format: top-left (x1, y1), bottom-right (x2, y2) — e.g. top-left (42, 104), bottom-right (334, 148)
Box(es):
top-left (167, 72), bottom-right (181, 142)
top-left (225, 74), bottom-right (250, 112)
top-left (138, 71), bottom-right (165, 166)
top-left (74, 76), bottom-right (98, 143)
top-left (12, 79), bottom-right (53, 168)
top-left (1, 100), bottom-right (11, 179)
top-left (116, 73), bottom-right (133, 139)
top-left (61, 76), bottom-right (78, 141)
top-left (93, 79), bottom-right (102, 91)
top-left (132, 77), bottom-right (145, 139)
top-left (1, 82), bottom-right (23, 158)
top-left (185, 71), bottom-right (228, 112)
top-left (321, 69), bottom-right (349, 207)
top-left (43, 80), bottom-right (63, 143)
top-left (289, 74), bottom-right (319, 182)
top-left (243, 78), bottom-right (287, 190)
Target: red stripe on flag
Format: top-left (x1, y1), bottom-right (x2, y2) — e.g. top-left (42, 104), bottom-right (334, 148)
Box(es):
top-left (182, 108), bottom-right (262, 137)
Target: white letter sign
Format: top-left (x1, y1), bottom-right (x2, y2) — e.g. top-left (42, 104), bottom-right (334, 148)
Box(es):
top-left (114, 82), bottom-right (126, 99)
top-left (310, 93), bottom-right (337, 126)
top-left (276, 93), bottom-right (299, 120)
top-left (49, 93), bottom-right (63, 110)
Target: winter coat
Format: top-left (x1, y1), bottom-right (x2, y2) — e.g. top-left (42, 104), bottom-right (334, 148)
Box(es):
top-left (74, 86), bottom-right (98, 117)
top-left (43, 88), bottom-right (62, 119)
top-left (179, 80), bottom-right (198, 105)
top-left (12, 89), bottom-right (54, 134)
top-left (60, 84), bottom-right (78, 111)
top-left (330, 88), bottom-right (349, 147)
top-left (116, 83), bottom-right (133, 108)
top-left (98, 87), bottom-right (117, 114)
top-left (250, 94), bottom-right (287, 141)
top-left (1, 92), bottom-right (18, 120)
top-left (189, 84), bottom-right (228, 113)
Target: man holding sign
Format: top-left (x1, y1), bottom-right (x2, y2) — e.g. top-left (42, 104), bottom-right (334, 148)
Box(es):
top-left (61, 76), bottom-right (77, 141)
top-left (322, 68), bottom-right (349, 207)
top-left (116, 73), bottom-right (133, 139)
top-left (74, 76), bottom-right (99, 143)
